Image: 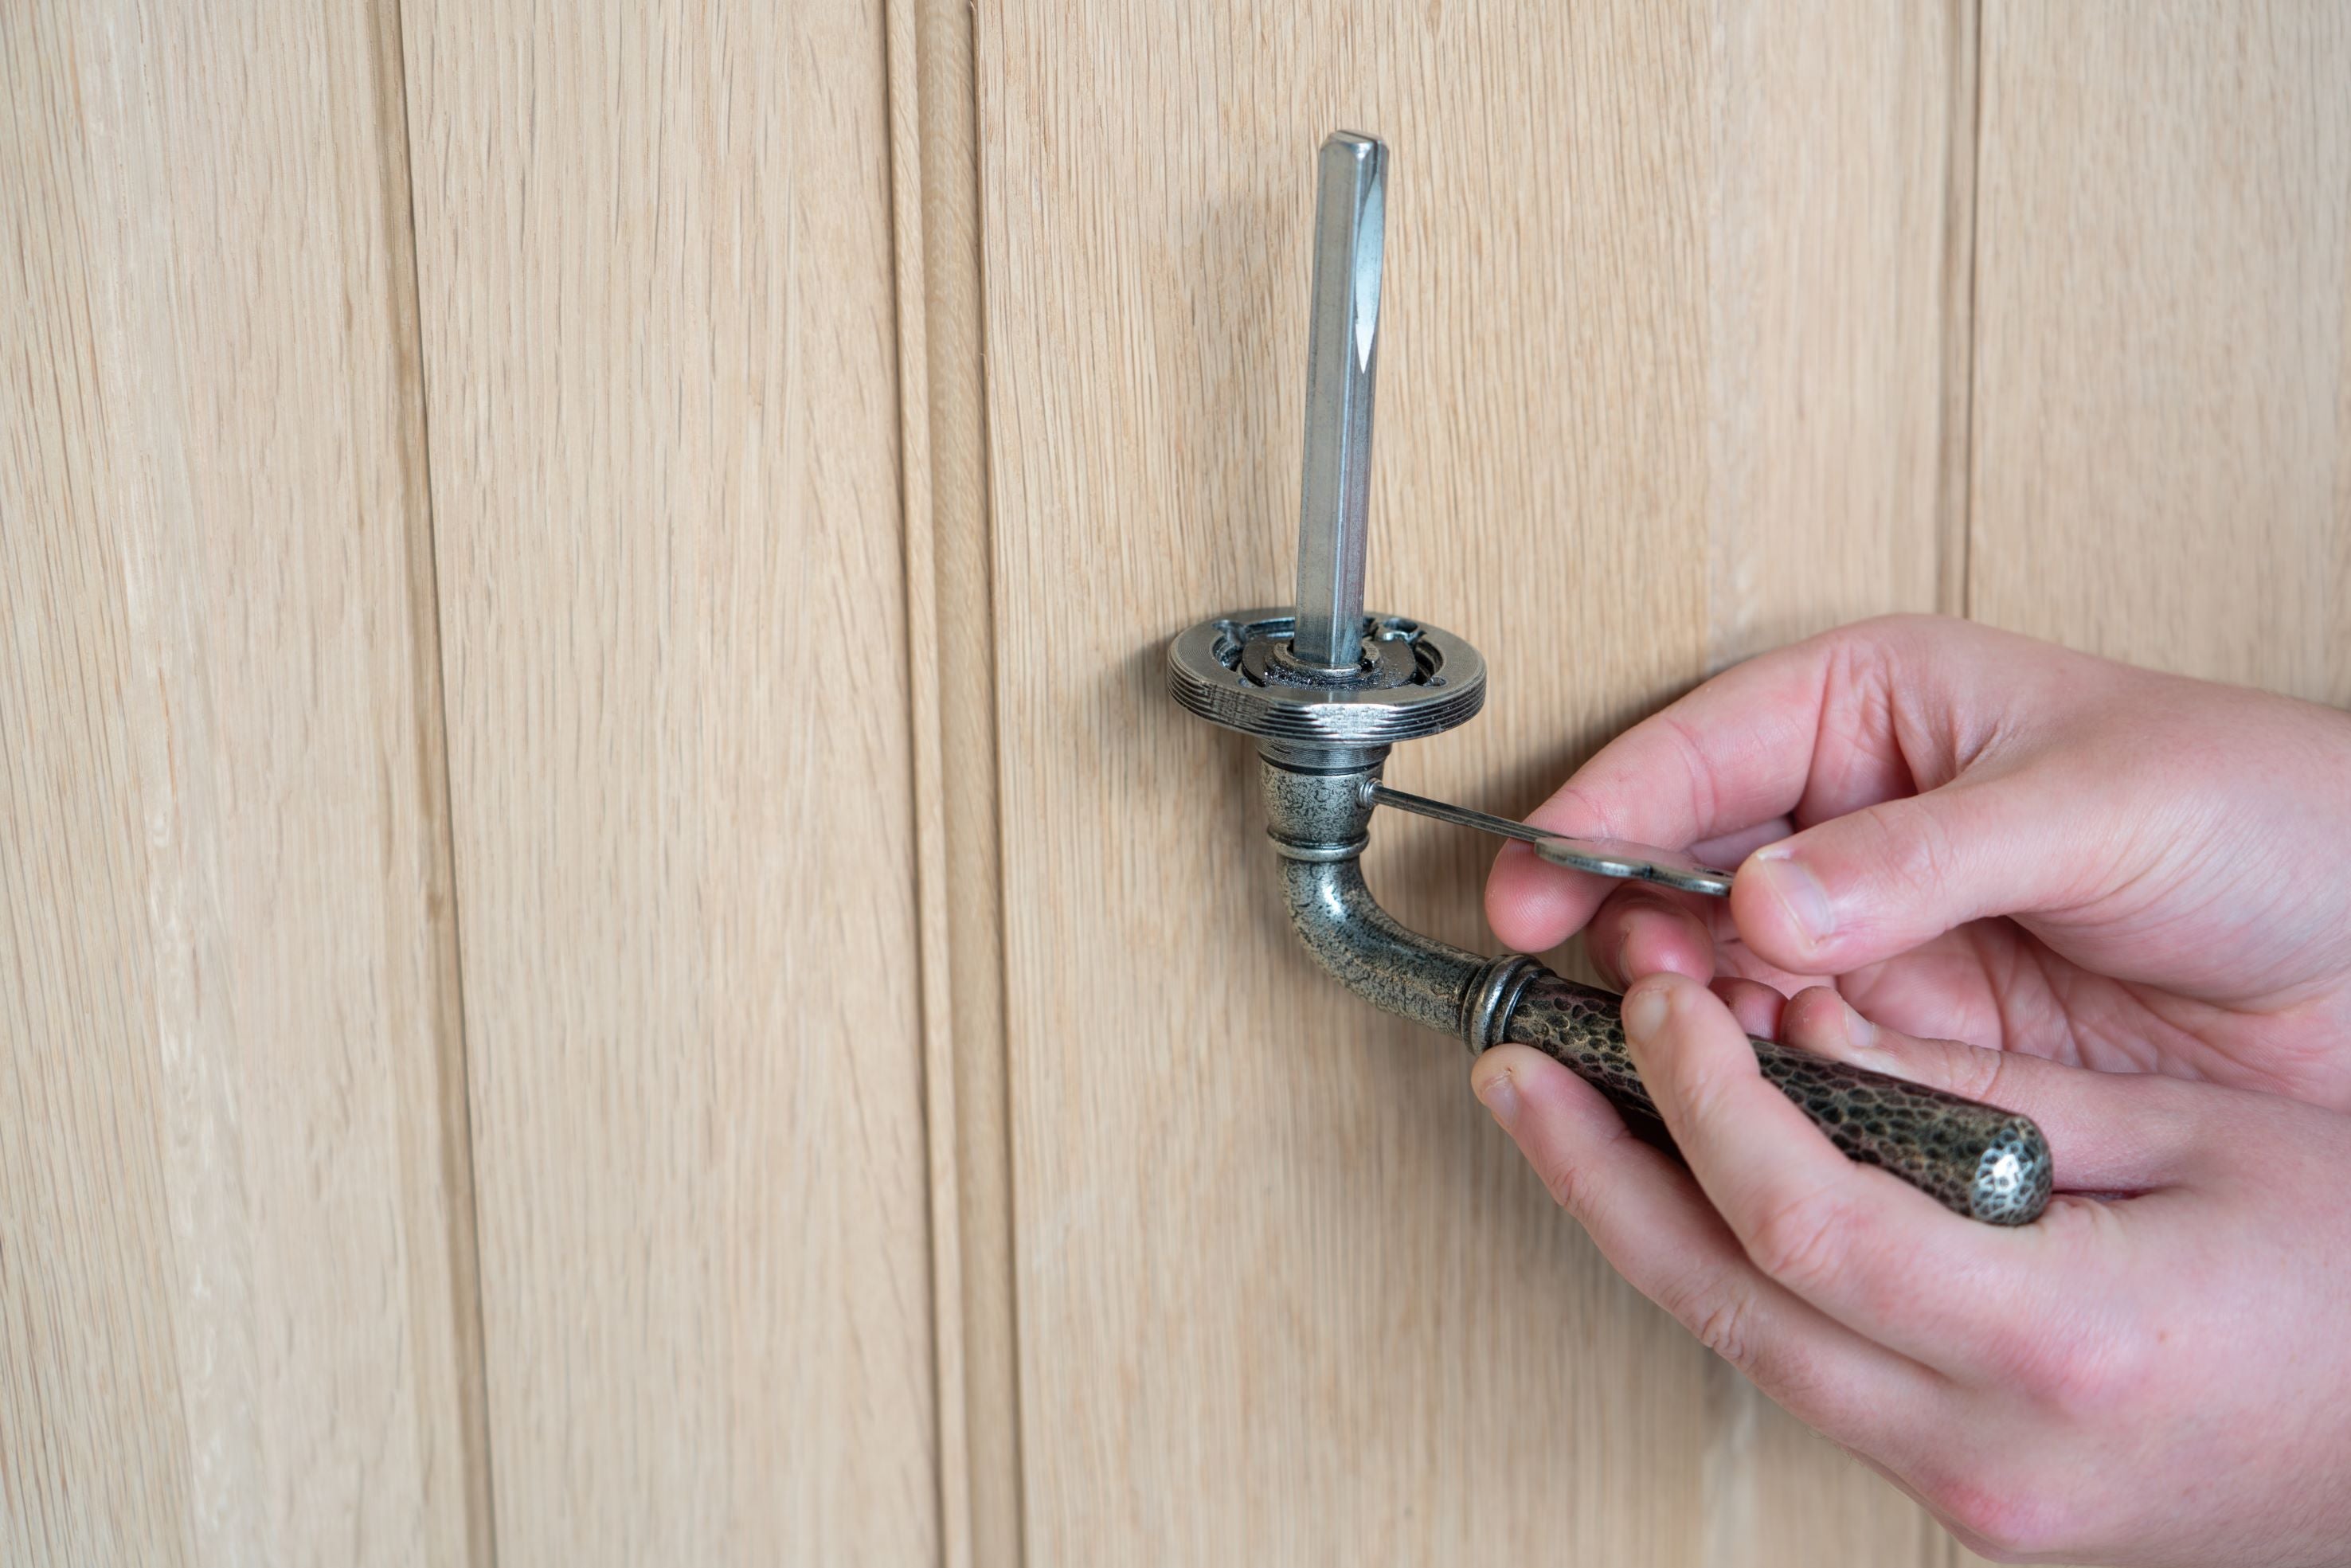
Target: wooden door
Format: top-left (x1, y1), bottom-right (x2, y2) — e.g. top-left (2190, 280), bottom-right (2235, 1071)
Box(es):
top-left (6, 2), bottom-right (2345, 1564)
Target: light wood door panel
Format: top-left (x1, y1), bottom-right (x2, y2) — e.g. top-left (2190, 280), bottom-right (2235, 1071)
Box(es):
top-left (1, 2), bottom-right (487, 1562)
top-left (885, 0), bottom-right (1016, 1561)
top-left (399, 2), bottom-right (940, 1560)
top-left (1972, 0), bottom-right (2351, 698)
top-left (11, 2), bottom-right (2348, 1562)
top-left (974, 2), bottom-right (1971, 1558)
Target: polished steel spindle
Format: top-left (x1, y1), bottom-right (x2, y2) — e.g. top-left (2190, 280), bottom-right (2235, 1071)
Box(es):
top-left (1289, 131), bottom-right (1387, 674)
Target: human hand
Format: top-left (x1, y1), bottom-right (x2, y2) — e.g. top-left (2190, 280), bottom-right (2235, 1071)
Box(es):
top-left (1485, 615), bottom-right (2351, 1109)
top-left (1472, 616), bottom-right (2351, 1563)
top-left (1469, 981), bottom-right (2351, 1565)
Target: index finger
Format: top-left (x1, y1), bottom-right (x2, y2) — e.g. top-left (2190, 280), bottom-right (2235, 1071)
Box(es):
top-left (1487, 616), bottom-right (1946, 953)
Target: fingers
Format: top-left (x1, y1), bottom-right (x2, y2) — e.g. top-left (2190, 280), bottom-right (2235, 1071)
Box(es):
top-left (1469, 1043), bottom-right (1945, 1447)
top-left (1615, 972), bottom-right (2125, 1377)
top-left (1582, 890), bottom-right (1717, 986)
top-left (1582, 882), bottom-right (1832, 999)
top-left (1487, 618), bottom-right (1953, 952)
top-left (1485, 839), bottom-right (1613, 957)
top-left (1774, 987), bottom-right (2206, 1192)
top-left (1730, 779), bottom-right (2106, 977)
top-left (1578, 889), bottom-right (1805, 1038)
top-left (1691, 816), bottom-right (1795, 870)
top-left (1713, 976), bottom-right (1788, 1039)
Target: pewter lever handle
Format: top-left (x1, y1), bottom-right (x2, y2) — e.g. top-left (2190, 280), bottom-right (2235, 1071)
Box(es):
top-left (1355, 781), bottom-right (2052, 1218)
top-left (1167, 129), bottom-right (2055, 1226)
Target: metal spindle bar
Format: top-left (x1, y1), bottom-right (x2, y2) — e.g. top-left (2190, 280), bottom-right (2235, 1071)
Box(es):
top-left (1289, 131), bottom-right (1387, 672)
top-left (1362, 780), bottom-right (1738, 898)
top-left (1362, 780), bottom-right (1554, 847)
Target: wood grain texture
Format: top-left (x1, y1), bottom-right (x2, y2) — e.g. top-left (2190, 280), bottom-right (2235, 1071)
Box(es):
top-left (887, 0), bottom-right (1023, 1561)
top-left (1972, 0), bottom-right (2351, 698)
top-left (1, 2), bottom-right (488, 1562)
top-left (1700, 5), bottom-right (1979, 1558)
top-left (400, 2), bottom-right (940, 1561)
top-left (886, 0), bottom-right (972, 1559)
top-left (978, 2), bottom-right (1966, 1559)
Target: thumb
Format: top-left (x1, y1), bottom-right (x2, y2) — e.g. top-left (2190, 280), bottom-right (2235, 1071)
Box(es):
top-left (1730, 776), bottom-right (2098, 976)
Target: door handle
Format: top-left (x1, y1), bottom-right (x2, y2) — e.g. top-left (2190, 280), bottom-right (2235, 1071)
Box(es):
top-left (1165, 131), bottom-right (2051, 1224)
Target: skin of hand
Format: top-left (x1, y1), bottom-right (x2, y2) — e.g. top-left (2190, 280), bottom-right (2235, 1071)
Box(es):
top-left (1470, 615), bottom-right (2351, 1566)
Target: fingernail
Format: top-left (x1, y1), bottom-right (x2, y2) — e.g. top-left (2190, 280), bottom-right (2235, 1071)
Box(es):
top-left (1622, 982), bottom-right (1670, 1042)
top-left (1473, 1066), bottom-right (1522, 1132)
top-left (1751, 853), bottom-right (1837, 946)
top-left (1841, 997), bottom-right (1877, 1049)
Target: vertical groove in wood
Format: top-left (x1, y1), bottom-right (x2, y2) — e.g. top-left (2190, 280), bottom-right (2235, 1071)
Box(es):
top-left (1938, 0), bottom-right (1981, 621)
top-left (372, 0), bottom-right (499, 1555)
top-left (886, 0), bottom-right (969, 1560)
top-left (2, 0), bottom-right (490, 1560)
top-left (883, 4), bottom-right (964, 1562)
top-left (887, 0), bottom-right (1023, 1562)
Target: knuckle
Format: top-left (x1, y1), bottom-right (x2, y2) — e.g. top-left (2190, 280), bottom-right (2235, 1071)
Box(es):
top-left (1743, 1182), bottom-right (1853, 1295)
top-left (1542, 781), bottom-right (1614, 839)
top-left (1657, 1274), bottom-right (1853, 1431)
top-left (1821, 621), bottom-right (1905, 717)
top-left (1666, 1056), bottom-right (1733, 1126)
top-left (1870, 797), bottom-right (1963, 902)
top-left (1657, 1269), bottom-right (1758, 1371)
top-left (1920, 1468), bottom-right (2076, 1562)
top-left (1653, 710), bottom-right (1722, 834)
top-left (1537, 1155), bottom-right (1594, 1220)
top-left (1692, 1297), bottom-right (1752, 1369)
top-left (1971, 1210), bottom-right (2155, 1416)
top-left (1934, 1035), bottom-right (2013, 1107)
top-left (2005, 1320), bottom-right (2153, 1418)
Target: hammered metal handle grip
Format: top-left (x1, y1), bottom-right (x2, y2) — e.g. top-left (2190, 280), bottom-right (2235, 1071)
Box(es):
top-left (1505, 974), bottom-right (2052, 1224)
